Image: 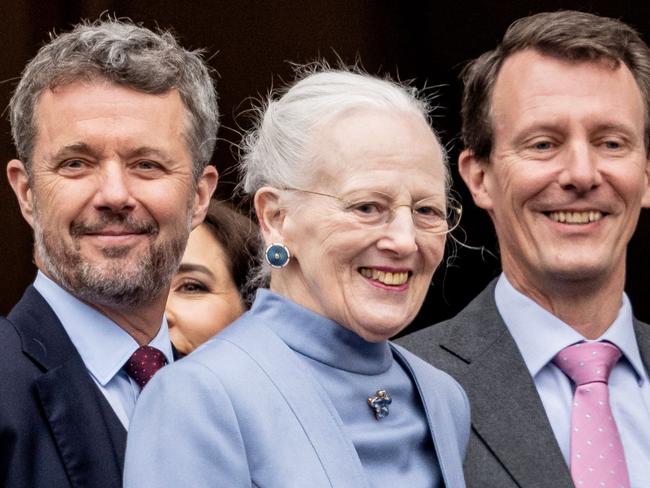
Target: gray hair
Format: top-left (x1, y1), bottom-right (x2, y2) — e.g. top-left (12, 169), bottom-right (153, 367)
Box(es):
top-left (9, 18), bottom-right (219, 179)
top-left (239, 62), bottom-right (449, 288)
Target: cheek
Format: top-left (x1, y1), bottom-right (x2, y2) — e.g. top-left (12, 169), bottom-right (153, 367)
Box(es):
top-left (489, 160), bottom-right (552, 203)
top-left (297, 228), bottom-right (363, 275)
top-left (176, 297), bottom-right (229, 340)
top-left (413, 231), bottom-right (446, 270)
top-left (615, 169), bottom-right (650, 203)
top-left (33, 180), bottom-right (91, 220)
top-left (137, 182), bottom-right (193, 221)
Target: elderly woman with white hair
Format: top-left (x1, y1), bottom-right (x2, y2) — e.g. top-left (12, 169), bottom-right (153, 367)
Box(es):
top-left (124, 64), bottom-right (469, 488)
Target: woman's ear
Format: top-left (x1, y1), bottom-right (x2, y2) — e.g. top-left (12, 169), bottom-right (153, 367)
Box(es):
top-left (254, 186), bottom-right (286, 244)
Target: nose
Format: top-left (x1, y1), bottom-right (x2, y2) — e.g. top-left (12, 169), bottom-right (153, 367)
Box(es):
top-left (558, 142), bottom-right (602, 194)
top-left (376, 207), bottom-right (418, 256)
top-left (94, 163), bottom-right (136, 212)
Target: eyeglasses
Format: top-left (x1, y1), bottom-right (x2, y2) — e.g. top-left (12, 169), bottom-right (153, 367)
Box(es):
top-left (283, 187), bottom-right (462, 235)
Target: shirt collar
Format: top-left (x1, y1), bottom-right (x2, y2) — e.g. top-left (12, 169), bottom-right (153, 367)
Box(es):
top-left (494, 273), bottom-right (645, 384)
top-left (34, 271), bottom-right (174, 386)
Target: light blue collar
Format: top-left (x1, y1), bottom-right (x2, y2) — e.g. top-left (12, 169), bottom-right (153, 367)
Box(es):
top-left (495, 273), bottom-right (646, 384)
top-left (34, 271), bottom-right (173, 385)
top-left (251, 289), bottom-right (393, 375)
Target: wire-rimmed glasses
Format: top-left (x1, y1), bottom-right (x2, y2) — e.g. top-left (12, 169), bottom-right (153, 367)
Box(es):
top-left (283, 187), bottom-right (462, 235)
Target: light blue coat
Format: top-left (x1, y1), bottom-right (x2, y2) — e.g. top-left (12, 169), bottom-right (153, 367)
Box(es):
top-left (124, 291), bottom-right (469, 487)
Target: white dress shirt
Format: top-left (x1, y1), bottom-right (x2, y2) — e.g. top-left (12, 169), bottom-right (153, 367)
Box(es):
top-left (34, 271), bottom-right (174, 429)
top-left (495, 273), bottom-right (650, 487)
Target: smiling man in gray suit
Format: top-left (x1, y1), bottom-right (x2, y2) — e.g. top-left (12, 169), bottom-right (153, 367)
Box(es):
top-left (399, 10), bottom-right (650, 488)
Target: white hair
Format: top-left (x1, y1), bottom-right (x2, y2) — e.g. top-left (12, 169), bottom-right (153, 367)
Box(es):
top-left (239, 62), bottom-right (449, 194)
top-left (238, 62), bottom-right (450, 290)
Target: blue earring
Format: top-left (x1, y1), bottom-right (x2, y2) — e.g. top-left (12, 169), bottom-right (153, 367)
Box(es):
top-left (265, 243), bottom-right (291, 268)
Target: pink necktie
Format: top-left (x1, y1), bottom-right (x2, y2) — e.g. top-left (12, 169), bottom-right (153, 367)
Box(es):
top-left (553, 342), bottom-right (630, 488)
top-left (123, 345), bottom-right (168, 389)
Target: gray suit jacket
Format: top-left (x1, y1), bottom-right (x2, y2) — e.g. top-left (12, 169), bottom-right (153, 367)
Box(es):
top-left (397, 279), bottom-right (650, 488)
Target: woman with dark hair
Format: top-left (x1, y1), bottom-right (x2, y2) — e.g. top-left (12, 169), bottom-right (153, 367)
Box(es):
top-left (166, 200), bottom-right (259, 354)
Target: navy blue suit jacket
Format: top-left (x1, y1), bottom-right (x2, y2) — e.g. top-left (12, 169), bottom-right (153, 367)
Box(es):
top-left (0, 286), bottom-right (126, 488)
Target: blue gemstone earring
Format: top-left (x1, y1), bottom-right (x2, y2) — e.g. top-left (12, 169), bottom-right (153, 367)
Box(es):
top-left (265, 243), bottom-right (291, 268)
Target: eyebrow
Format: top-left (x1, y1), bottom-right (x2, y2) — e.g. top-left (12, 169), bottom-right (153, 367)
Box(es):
top-left (177, 263), bottom-right (215, 278)
top-left (129, 146), bottom-right (173, 162)
top-left (52, 142), bottom-right (101, 161)
top-left (341, 189), bottom-right (447, 202)
top-left (589, 122), bottom-right (638, 138)
top-left (51, 143), bottom-right (172, 163)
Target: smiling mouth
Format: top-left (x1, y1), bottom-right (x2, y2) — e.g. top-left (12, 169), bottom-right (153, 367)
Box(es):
top-left (546, 210), bottom-right (604, 225)
top-left (82, 230), bottom-right (149, 241)
top-left (359, 267), bottom-right (410, 286)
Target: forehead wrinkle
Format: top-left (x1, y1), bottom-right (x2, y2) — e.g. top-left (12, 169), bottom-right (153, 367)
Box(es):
top-left (51, 142), bottom-right (103, 162)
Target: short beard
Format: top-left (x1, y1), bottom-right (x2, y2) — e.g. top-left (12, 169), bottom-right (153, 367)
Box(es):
top-left (34, 210), bottom-right (191, 310)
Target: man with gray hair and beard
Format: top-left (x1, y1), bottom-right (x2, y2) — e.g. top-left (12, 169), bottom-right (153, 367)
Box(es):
top-left (0, 19), bottom-right (218, 487)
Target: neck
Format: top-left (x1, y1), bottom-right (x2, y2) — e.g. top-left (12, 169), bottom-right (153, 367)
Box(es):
top-left (90, 298), bottom-right (167, 346)
top-left (37, 266), bottom-right (168, 345)
top-left (504, 269), bottom-right (625, 339)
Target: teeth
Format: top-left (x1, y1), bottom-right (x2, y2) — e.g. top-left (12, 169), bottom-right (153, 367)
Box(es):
top-left (548, 211), bottom-right (603, 224)
top-left (359, 268), bottom-right (408, 285)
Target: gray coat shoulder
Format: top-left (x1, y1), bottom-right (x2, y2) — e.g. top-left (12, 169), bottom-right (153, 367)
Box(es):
top-left (395, 279), bottom-right (500, 365)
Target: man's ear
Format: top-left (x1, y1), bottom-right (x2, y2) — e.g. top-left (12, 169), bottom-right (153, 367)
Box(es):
top-left (6, 159), bottom-right (35, 228)
top-left (190, 165), bottom-right (218, 229)
top-left (642, 157), bottom-right (650, 208)
top-left (254, 186), bottom-right (286, 245)
top-left (458, 149), bottom-right (494, 211)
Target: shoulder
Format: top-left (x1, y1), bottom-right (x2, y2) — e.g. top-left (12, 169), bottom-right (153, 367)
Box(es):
top-left (396, 279), bottom-right (499, 358)
top-left (0, 314), bottom-right (38, 383)
top-left (392, 342), bottom-right (467, 406)
top-left (633, 317), bottom-right (650, 364)
top-left (126, 345), bottom-right (252, 487)
top-left (145, 314), bottom-right (287, 406)
top-left (0, 317), bottom-right (34, 415)
top-left (634, 317), bottom-right (650, 329)
top-left (0, 315), bottom-right (22, 351)
top-left (395, 319), bottom-right (454, 357)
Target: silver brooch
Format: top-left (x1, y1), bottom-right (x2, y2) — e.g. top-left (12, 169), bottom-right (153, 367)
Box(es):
top-left (367, 389), bottom-right (391, 420)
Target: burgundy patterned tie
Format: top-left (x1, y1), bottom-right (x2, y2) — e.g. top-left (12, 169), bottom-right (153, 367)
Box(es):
top-left (553, 341), bottom-right (630, 488)
top-left (124, 345), bottom-right (168, 389)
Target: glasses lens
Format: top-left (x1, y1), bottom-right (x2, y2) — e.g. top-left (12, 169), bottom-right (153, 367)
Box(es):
top-left (412, 197), bottom-right (462, 235)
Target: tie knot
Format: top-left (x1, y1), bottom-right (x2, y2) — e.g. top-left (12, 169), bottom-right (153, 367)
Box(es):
top-left (553, 341), bottom-right (621, 386)
top-left (124, 345), bottom-right (168, 389)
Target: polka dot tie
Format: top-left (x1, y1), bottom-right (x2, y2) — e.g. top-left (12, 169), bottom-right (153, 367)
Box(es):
top-left (553, 342), bottom-right (630, 488)
top-left (123, 345), bottom-right (168, 389)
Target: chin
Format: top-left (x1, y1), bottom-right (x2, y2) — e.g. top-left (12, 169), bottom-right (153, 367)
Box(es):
top-left (542, 261), bottom-right (613, 284)
top-left (353, 317), bottom-right (411, 342)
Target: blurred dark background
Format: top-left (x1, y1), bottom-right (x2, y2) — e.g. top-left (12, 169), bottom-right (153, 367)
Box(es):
top-left (2, 0), bottom-right (649, 332)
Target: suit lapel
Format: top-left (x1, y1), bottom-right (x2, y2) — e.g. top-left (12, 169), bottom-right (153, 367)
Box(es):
top-left (9, 286), bottom-right (126, 488)
top-left (35, 359), bottom-right (126, 488)
top-left (633, 318), bottom-right (650, 369)
top-left (441, 283), bottom-right (573, 487)
top-left (225, 319), bottom-right (369, 488)
top-left (392, 345), bottom-right (466, 488)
